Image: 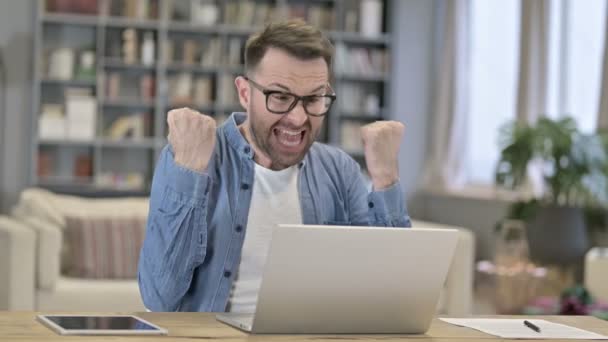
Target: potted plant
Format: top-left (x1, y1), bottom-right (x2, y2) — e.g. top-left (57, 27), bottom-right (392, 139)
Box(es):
top-left (495, 117), bottom-right (608, 265)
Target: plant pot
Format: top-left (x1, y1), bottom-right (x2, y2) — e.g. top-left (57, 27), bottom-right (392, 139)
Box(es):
top-left (526, 206), bottom-right (590, 265)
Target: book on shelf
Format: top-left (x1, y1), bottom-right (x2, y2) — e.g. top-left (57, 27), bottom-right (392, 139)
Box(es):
top-left (66, 92), bottom-right (97, 141)
top-left (218, 74), bottom-right (238, 105)
top-left (223, 2), bottom-right (239, 25)
top-left (340, 121), bottom-right (364, 153)
top-left (121, 0), bottom-right (152, 19)
top-left (183, 39), bottom-right (197, 65)
top-left (227, 38), bottom-right (242, 66)
top-left (334, 43), bottom-right (388, 76)
top-left (236, 0), bottom-right (256, 26)
top-left (169, 72), bottom-right (194, 105)
top-left (193, 76), bottom-right (213, 106)
top-left (289, 4), bottom-right (307, 20)
top-left (200, 38), bottom-right (221, 67)
top-left (164, 39), bottom-right (174, 64)
top-left (252, 3), bottom-right (270, 27)
top-left (106, 72), bottom-right (121, 100)
top-left (122, 28), bottom-right (138, 65)
top-left (340, 83), bottom-right (381, 116)
top-left (307, 6), bottom-right (325, 30)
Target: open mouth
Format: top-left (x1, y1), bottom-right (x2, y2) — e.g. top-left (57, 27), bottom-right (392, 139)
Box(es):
top-left (273, 127), bottom-right (306, 148)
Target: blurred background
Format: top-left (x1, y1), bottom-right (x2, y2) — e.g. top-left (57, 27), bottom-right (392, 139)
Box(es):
top-left (0, 0), bottom-right (607, 319)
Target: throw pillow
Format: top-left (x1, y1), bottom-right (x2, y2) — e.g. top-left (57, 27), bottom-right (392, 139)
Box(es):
top-left (63, 216), bottom-right (147, 279)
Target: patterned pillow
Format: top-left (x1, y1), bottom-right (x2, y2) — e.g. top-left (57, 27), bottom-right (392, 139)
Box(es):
top-left (63, 216), bottom-right (147, 279)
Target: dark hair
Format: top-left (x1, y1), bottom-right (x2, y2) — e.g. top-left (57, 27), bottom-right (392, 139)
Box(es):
top-left (244, 19), bottom-right (334, 74)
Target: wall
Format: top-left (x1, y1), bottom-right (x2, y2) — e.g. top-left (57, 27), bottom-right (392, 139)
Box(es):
top-left (389, 0), bottom-right (436, 216)
top-left (390, 0), bottom-right (508, 260)
top-left (0, 0), bottom-right (35, 214)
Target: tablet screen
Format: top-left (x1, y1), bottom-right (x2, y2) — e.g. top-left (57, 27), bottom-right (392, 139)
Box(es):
top-left (43, 315), bottom-right (161, 331)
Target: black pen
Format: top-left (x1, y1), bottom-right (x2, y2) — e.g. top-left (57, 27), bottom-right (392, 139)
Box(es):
top-left (524, 320), bottom-right (541, 333)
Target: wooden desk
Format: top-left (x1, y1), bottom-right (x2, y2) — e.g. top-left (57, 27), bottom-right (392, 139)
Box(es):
top-left (1, 312), bottom-right (607, 341)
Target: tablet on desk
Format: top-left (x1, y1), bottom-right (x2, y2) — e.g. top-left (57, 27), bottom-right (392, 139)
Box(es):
top-left (36, 314), bottom-right (168, 335)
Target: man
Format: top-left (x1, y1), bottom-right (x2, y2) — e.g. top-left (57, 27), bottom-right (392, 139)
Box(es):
top-left (138, 19), bottom-right (411, 312)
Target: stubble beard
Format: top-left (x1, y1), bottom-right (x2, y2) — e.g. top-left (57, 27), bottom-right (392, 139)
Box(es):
top-left (248, 107), bottom-right (318, 170)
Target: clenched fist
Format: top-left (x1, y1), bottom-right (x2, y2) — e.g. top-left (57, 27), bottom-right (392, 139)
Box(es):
top-left (361, 121), bottom-right (405, 190)
top-left (167, 108), bottom-right (217, 172)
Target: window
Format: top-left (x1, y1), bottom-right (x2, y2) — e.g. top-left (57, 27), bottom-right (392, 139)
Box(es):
top-left (465, 0), bottom-right (607, 185)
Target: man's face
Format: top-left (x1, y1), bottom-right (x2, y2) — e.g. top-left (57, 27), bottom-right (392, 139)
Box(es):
top-left (236, 48), bottom-right (329, 170)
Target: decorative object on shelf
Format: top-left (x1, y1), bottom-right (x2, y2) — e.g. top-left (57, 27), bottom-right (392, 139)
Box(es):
top-left (38, 104), bottom-right (66, 139)
top-left (74, 154), bottom-right (93, 178)
top-left (360, 0), bottom-right (383, 37)
top-left (364, 94), bottom-right (380, 116)
top-left (37, 152), bottom-right (53, 178)
top-left (122, 28), bottom-right (138, 64)
top-left (495, 117), bottom-right (608, 267)
top-left (139, 74), bottom-right (155, 101)
top-left (76, 50), bottom-right (96, 80)
top-left (141, 31), bottom-right (155, 66)
top-left (191, 0), bottom-right (219, 26)
top-left (106, 114), bottom-right (145, 139)
top-left (48, 47), bottom-right (75, 80)
top-left (170, 72), bottom-right (193, 105)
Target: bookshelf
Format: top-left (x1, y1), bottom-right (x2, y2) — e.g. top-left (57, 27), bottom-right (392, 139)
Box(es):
top-left (32, 0), bottom-right (392, 195)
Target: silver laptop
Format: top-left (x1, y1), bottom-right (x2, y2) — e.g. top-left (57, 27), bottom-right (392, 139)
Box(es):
top-left (216, 224), bottom-right (458, 334)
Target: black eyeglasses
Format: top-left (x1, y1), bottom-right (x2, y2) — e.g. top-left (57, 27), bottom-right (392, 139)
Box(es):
top-left (244, 76), bottom-right (336, 117)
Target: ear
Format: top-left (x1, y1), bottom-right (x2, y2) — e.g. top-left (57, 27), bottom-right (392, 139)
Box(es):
top-left (235, 76), bottom-right (250, 111)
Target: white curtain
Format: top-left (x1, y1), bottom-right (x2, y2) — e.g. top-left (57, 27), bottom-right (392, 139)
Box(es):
top-left (597, 1), bottom-right (608, 131)
top-left (423, 0), bottom-right (470, 190)
top-left (516, 0), bottom-right (552, 124)
top-left (513, 0), bottom-right (553, 197)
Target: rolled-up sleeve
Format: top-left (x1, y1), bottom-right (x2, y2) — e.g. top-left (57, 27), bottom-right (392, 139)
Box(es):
top-left (138, 145), bottom-right (212, 311)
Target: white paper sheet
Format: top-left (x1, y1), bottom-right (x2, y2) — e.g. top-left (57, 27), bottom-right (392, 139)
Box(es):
top-left (440, 318), bottom-right (608, 339)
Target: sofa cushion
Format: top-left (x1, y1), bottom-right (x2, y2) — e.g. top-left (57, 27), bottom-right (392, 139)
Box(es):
top-left (12, 188), bottom-right (150, 284)
top-left (63, 216), bottom-right (147, 279)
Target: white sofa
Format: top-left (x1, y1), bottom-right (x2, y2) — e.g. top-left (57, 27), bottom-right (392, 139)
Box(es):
top-left (0, 188), bottom-right (475, 315)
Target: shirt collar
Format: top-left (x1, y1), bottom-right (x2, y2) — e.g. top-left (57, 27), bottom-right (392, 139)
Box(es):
top-left (223, 112), bottom-right (254, 159)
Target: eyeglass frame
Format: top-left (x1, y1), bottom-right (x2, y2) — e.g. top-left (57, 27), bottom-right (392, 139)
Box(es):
top-left (243, 76), bottom-right (337, 117)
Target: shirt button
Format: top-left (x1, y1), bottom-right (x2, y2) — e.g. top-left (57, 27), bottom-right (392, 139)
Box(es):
top-left (241, 183), bottom-right (250, 190)
top-left (235, 225), bottom-right (243, 233)
top-left (224, 270), bottom-right (232, 278)
top-left (244, 146), bottom-right (250, 154)
top-left (368, 202), bottom-right (374, 209)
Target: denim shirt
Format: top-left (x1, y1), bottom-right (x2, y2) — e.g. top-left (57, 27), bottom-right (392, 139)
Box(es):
top-left (138, 112), bottom-right (412, 312)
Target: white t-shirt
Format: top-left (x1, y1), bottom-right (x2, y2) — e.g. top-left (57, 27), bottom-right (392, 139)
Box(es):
top-left (228, 163), bottom-right (303, 313)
